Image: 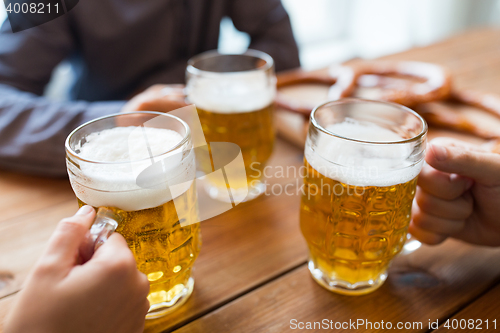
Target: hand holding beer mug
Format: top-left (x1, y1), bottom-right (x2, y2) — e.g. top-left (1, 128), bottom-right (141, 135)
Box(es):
top-left (186, 50), bottom-right (276, 202)
top-left (300, 99), bottom-right (427, 295)
top-left (65, 112), bottom-right (201, 318)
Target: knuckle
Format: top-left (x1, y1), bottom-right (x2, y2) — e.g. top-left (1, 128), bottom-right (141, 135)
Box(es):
top-left (448, 188), bottom-right (463, 200)
top-left (450, 220), bottom-right (466, 233)
top-left (135, 101), bottom-right (150, 111)
top-left (34, 256), bottom-right (59, 276)
top-left (443, 178), bottom-right (464, 199)
top-left (461, 195), bottom-right (474, 215)
top-left (411, 211), bottom-right (427, 229)
top-left (120, 253), bottom-right (138, 269)
top-left (107, 253), bottom-right (137, 276)
top-left (139, 271), bottom-right (149, 285)
top-left (142, 299), bottom-right (151, 316)
top-left (416, 192), bottom-right (434, 213)
top-left (34, 263), bottom-right (53, 276)
top-left (409, 221), bottom-right (447, 245)
top-left (457, 150), bottom-right (478, 170)
top-left (428, 234), bottom-right (447, 245)
top-left (58, 218), bottom-right (87, 235)
top-left (149, 84), bottom-right (164, 91)
top-left (417, 165), bottom-right (433, 183)
top-left (139, 274), bottom-right (151, 296)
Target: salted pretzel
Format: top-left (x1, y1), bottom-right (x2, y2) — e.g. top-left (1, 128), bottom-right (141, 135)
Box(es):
top-left (414, 102), bottom-right (500, 139)
top-left (350, 61), bottom-right (453, 107)
top-left (354, 71), bottom-right (500, 139)
top-left (275, 66), bottom-right (356, 117)
top-left (451, 89), bottom-right (500, 119)
top-left (275, 60), bottom-right (500, 148)
top-left (340, 62), bottom-right (500, 140)
top-left (276, 61), bottom-right (451, 116)
top-left (492, 140), bottom-right (500, 154)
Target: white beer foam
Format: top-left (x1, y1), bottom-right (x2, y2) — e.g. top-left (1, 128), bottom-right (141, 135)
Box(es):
top-left (70, 127), bottom-right (195, 211)
top-left (187, 71), bottom-right (275, 113)
top-left (306, 119), bottom-right (422, 187)
top-left (79, 127), bottom-right (183, 162)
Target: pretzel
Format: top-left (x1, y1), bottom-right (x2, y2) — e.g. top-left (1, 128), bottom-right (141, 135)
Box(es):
top-left (492, 140), bottom-right (500, 154)
top-left (414, 102), bottom-right (500, 139)
top-left (275, 67), bottom-right (356, 117)
top-left (275, 61), bottom-right (500, 145)
top-left (351, 65), bottom-right (500, 138)
top-left (350, 61), bottom-right (453, 107)
top-left (451, 89), bottom-right (500, 119)
top-left (276, 61), bottom-right (451, 116)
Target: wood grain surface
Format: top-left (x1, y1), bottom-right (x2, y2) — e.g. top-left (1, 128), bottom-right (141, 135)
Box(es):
top-left (1, 28), bottom-right (500, 333)
top-left (0, 139), bottom-right (307, 333)
top-left (175, 241), bottom-right (500, 333)
top-left (434, 284), bottom-right (500, 332)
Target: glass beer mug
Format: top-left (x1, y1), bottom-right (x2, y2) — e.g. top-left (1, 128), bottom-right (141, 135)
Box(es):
top-left (300, 98), bottom-right (427, 295)
top-left (186, 50), bottom-right (276, 202)
top-left (65, 112), bottom-right (201, 318)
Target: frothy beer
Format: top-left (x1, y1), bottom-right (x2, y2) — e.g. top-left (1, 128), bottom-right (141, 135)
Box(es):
top-left (186, 51), bottom-right (276, 201)
top-left (68, 125), bottom-right (201, 318)
top-left (301, 119), bottom-right (422, 295)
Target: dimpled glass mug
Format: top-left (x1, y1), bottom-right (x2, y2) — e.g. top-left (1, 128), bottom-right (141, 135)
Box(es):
top-left (66, 112), bottom-right (201, 318)
top-left (300, 99), bottom-right (427, 295)
top-left (186, 50), bottom-right (276, 202)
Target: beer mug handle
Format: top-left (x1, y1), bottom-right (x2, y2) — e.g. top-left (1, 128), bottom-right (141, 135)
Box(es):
top-left (89, 207), bottom-right (119, 250)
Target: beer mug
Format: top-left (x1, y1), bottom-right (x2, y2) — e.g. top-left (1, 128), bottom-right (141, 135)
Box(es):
top-left (65, 112), bottom-right (201, 318)
top-left (300, 98), bottom-right (427, 295)
top-left (186, 50), bottom-right (276, 202)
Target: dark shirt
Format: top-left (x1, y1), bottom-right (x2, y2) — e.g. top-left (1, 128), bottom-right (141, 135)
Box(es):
top-left (0, 0), bottom-right (300, 176)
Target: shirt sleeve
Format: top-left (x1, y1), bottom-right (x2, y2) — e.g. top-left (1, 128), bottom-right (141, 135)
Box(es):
top-left (0, 18), bottom-right (125, 177)
top-left (228, 0), bottom-right (301, 72)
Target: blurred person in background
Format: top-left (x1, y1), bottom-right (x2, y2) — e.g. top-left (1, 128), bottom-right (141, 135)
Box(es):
top-left (0, 0), bottom-right (300, 176)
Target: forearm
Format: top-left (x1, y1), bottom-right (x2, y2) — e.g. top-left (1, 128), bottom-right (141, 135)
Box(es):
top-left (0, 84), bottom-right (125, 177)
top-left (248, 13), bottom-right (300, 72)
top-left (230, 0), bottom-right (300, 72)
top-left (249, 31), bottom-right (300, 73)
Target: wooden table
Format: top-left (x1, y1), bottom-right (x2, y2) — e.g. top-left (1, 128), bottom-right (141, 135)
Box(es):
top-left (1, 28), bottom-right (500, 332)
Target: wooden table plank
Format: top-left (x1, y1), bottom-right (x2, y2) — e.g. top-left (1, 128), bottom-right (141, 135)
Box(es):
top-left (0, 200), bottom-right (78, 298)
top-left (145, 192), bottom-right (306, 332)
top-left (0, 190), bottom-right (308, 333)
top-left (0, 172), bottom-right (74, 224)
top-left (378, 28), bottom-right (500, 92)
top-left (177, 28), bottom-right (500, 332)
top-left (0, 139), bottom-right (309, 333)
top-left (175, 241), bottom-right (500, 333)
top-left (144, 139), bottom-right (307, 332)
top-left (0, 296), bottom-right (14, 329)
top-left (433, 283), bottom-right (500, 332)
top-left (1, 28), bottom-right (500, 333)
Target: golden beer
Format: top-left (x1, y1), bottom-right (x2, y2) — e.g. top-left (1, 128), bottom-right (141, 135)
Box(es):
top-left (77, 181), bottom-right (200, 313)
top-left (300, 159), bottom-right (417, 294)
top-left (66, 112), bottom-right (201, 318)
top-left (197, 104), bottom-right (274, 190)
top-left (187, 50), bottom-right (276, 201)
top-left (301, 99), bottom-right (427, 295)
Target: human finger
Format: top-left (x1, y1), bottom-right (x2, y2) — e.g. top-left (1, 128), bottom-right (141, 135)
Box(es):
top-left (415, 187), bottom-right (473, 220)
top-left (426, 138), bottom-right (500, 184)
top-left (417, 164), bottom-right (473, 200)
top-left (411, 203), bottom-right (466, 235)
top-left (408, 220), bottom-right (448, 245)
top-left (38, 206), bottom-right (96, 277)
